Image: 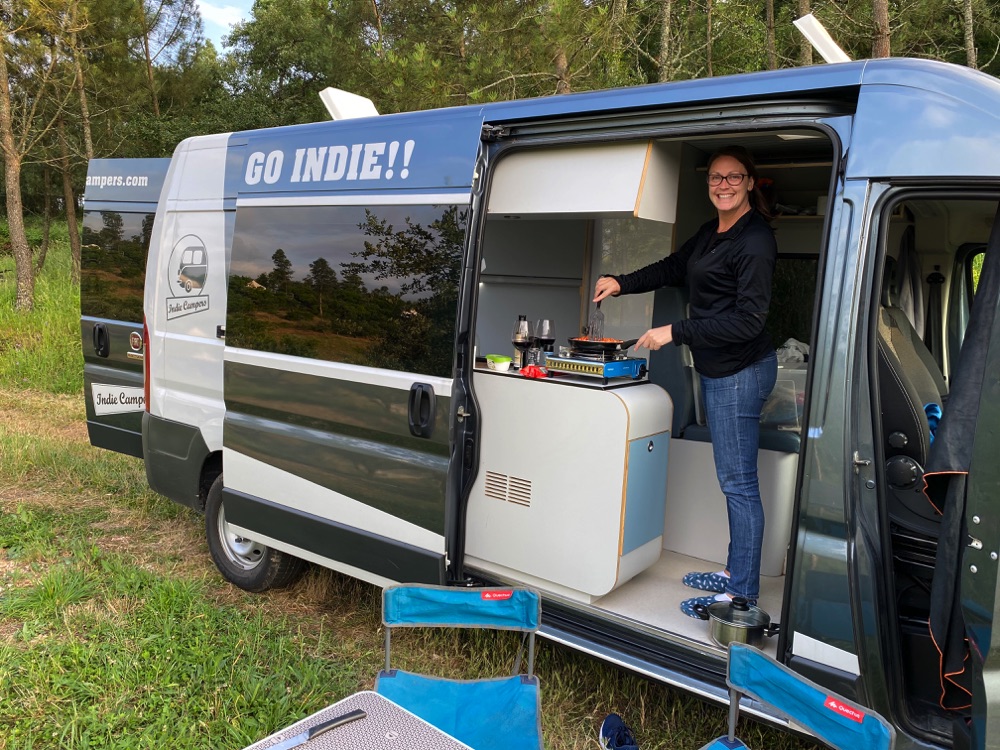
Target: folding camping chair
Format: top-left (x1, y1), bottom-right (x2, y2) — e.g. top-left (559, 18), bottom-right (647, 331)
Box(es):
top-left (375, 584), bottom-right (543, 750)
top-left (700, 642), bottom-right (895, 750)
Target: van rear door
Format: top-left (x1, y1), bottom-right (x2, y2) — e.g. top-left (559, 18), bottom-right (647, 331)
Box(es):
top-left (220, 109), bottom-right (486, 586)
top-left (81, 159), bottom-right (170, 457)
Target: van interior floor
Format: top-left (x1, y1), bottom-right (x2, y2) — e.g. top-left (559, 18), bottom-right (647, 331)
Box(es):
top-left (592, 550), bottom-right (784, 658)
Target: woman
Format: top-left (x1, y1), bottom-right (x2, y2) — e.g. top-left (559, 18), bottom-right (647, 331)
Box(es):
top-left (593, 145), bottom-right (777, 617)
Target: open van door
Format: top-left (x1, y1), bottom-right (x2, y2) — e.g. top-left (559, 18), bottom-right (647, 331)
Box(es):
top-left (218, 109), bottom-right (487, 588)
top-left (926, 204), bottom-right (1000, 749)
top-left (81, 159), bottom-right (170, 457)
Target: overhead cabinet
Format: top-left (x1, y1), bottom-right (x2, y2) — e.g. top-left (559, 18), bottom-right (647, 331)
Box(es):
top-left (488, 141), bottom-right (682, 223)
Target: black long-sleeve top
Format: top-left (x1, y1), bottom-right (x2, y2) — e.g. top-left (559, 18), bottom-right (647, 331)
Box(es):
top-left (612, 209), bottom-right (776, 378)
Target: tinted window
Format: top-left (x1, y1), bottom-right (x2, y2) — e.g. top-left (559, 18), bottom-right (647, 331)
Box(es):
top-left (81, 210), bottom-right (155, 322)
top-left (767, 255), bottom-right (818, 348)
top-left (228, 204), bottom-right (466, 378)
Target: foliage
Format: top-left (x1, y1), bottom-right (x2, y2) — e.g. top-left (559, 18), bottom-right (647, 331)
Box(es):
top-left (2, 0), bottom-right (999, 237)
top-left (0, 218), bottom-right (81, 394)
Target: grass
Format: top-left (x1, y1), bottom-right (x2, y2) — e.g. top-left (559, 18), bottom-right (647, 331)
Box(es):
top-left (0, 220), bottom-right (82, 394)
top-left (0, 220), bottom-right (822, 749)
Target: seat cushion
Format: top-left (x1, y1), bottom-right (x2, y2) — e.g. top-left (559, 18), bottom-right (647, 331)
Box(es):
top-left (376, 670), bottom-right (542, 750)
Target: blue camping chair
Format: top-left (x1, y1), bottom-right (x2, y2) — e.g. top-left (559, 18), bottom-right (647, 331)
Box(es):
top-left (700, 642), bottom-right (895, 750)
top-left (375, 584), bottom-right (543, 750)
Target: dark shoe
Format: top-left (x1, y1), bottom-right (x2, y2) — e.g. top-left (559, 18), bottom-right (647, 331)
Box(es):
top-left (680, 594), bottom-right (720, 619)
top-left (599, 712), bottom-right (639, 750)
top-left (682, 570), bottom-right (729, 592)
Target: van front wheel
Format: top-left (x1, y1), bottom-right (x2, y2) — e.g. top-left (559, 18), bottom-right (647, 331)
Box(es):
top-left (205, 475), bottom-right (306, 592)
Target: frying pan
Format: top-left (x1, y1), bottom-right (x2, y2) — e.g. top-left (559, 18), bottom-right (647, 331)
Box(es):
top-left (568, 337), bottom-right (639, 354)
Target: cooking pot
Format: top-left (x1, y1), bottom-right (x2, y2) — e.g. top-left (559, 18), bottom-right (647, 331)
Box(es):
top-left (694, 597), bottom-right (780, 649)
top-left (567, 337), bottom-right (639, 354)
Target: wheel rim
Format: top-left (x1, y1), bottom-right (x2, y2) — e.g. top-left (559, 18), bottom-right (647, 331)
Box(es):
top-left (216, 502), bottom-right (266, 571)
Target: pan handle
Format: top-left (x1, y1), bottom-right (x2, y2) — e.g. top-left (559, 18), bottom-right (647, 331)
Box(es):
top-left (620, 338), bottom-right (639, 349)
top-left (693, 603), bottom-right (711, 621)
top-left (765, 622), bottom-right (781, 637)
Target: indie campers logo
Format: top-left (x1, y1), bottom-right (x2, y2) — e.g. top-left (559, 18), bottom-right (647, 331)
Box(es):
top-left (166, 235), bottom-right (210, 321)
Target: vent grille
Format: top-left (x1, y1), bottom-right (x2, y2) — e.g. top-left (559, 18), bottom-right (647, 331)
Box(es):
top-left (483, 471), bottom-right (532, 507)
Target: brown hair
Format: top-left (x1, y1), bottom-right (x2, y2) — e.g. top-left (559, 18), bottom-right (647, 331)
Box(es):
top-left (708, 145), bottom-right (771, 219)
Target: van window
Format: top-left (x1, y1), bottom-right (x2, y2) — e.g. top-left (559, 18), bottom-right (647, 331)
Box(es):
top-left (227, 204), bottom-right (466, 378)
top-left (767, 255), bottom-right (818, 347)
top-left (590, 217), bottom-right (674, 340)
top-left (970, 248), bottom-right (985, 294)
top-left (81, 210), bottom-right (155, 322)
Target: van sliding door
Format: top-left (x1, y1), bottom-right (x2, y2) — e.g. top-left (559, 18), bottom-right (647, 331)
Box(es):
top-left (220, 110), bottom-right (486, 587)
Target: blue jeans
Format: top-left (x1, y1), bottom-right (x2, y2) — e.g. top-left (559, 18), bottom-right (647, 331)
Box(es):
top-left (700, 351), bottom-right (778, 601)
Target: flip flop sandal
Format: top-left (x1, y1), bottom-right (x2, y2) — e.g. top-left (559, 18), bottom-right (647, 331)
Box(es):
top-left (682, 570), bottom-right (730, 592)
top-left (680, 594), bottom-right (720, 619)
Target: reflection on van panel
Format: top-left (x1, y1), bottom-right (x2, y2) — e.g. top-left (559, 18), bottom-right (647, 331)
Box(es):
top-left (178, 246), bottom-right (207, 292)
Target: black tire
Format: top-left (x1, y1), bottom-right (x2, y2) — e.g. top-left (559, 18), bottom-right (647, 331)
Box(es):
top-left (205, 475), bottom-right (306, 592)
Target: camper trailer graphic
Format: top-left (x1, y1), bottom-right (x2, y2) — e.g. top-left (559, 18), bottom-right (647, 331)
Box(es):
top-left (177, 246), bottom-right (207, 292)
top-left (166, 235), bottom-right (210, 320)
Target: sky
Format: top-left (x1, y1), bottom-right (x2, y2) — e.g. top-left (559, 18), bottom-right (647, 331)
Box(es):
top-left (197, 0), bottom-right (255, 50)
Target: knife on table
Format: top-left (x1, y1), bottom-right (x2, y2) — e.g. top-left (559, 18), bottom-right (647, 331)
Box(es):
top-left (266, 709), bottom-right (367, 750)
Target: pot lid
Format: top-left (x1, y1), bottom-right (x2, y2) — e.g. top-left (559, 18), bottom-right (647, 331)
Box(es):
top-left (707, 596), bottom-right (770, 628)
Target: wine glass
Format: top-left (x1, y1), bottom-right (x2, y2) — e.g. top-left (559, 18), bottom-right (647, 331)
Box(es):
top-left (535, 319), bottom-right (556, 355)
top-left (511, 317), bottom-right (534, 369)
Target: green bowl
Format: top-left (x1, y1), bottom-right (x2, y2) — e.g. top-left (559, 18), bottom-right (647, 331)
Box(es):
top-left (485, 354), bottom-right (512, 371)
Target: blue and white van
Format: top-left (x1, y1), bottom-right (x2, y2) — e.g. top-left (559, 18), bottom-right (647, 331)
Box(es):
top-left (82, 58), bottom-right (1000, 749)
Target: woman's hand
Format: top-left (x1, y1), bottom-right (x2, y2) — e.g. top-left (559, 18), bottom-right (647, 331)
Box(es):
top-left (593, 276), bottom-right (621, 303)
top-left (636, 325), bottom-right (673, 351)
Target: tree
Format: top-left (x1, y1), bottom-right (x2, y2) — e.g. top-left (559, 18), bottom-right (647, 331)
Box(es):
top-left (872, 0), bottom-right (890, 57)
top-left (961, 0), bottom-right (976, 68)
top-left (798, 0), bottom-right (813, 66)
top-left (765, 0), bottom-right (777, 69)
top-left (0, 3), bottom-right (77, 311)
top-left (134, 0), bottom-right (204, 116)
top-left (305, 257), bottom-right (337, 317)
top-left (0, 34), bottom-right (34, 311)
top-left (657, 0), bottom-right (675, 81)
top-left (57, 115), bottom-right (82, 282)
top-left (269, 248), bottom-right (293, 294)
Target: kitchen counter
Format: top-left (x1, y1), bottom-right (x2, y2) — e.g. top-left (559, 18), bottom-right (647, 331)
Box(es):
top-left (473, 358), bottom-right (648, 390)
top-left (464, 370), bottom-right (673, 603)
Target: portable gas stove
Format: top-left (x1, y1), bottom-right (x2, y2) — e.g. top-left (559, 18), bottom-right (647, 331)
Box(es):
top-left (544, 350), bottom-right (648, 381)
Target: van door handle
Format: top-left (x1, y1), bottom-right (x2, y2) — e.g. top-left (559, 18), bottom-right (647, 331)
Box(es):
top-left (93, 323), bottom-right (110, 357)
top-left (408, 383), bottom-right (436, 439)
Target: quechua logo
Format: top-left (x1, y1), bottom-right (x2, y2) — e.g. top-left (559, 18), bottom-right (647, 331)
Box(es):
top-left (824, 696), bottom-right (865, 723)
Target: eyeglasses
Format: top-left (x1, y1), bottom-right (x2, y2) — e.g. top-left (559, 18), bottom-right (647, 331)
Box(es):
top-left (707, 173), bottom-right (748, 186)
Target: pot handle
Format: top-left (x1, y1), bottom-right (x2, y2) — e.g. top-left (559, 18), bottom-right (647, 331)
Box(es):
top-left (765, 622), bottom-right (781, 637)
top-left (693, 603), bottom-right (711, 621)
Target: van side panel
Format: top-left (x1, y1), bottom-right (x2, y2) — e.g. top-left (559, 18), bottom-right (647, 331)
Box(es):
top-left (223, 361), bottom-right (450, 531)
top-left (221, 111), bottom-right (485, 585)
top-left (848, 77), bottom-right (1000, 179)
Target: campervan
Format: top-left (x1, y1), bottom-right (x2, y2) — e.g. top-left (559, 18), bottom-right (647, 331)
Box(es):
top-left (81, 58), bottom-right (1000, 749)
